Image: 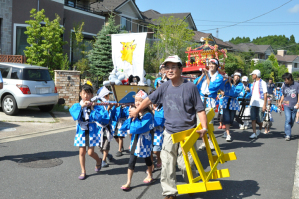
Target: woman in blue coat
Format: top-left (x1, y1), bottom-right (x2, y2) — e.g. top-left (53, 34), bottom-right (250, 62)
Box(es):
top-left (222, 70), bottom-right (244, 142)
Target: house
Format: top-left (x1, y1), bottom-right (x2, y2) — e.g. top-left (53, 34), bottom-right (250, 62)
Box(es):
top-left (226, 42), bottom-right (274, 63)
top-left (276, 50), bottom-right (299, 73)
top-left (1, 0), bottom-right (106, 63)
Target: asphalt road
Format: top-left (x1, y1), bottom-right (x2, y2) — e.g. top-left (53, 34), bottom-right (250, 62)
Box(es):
top-left (0, 112), bottom-right (298, 199)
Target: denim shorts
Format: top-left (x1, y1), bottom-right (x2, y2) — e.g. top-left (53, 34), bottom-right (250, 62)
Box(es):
top-left (250, 106), bottom-right (264, 123)
top-left (153, 145), bottom-right (162, 152)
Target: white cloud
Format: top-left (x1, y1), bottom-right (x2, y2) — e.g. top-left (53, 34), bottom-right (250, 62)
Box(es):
top-left (288, 4), bottom-right (299, 13)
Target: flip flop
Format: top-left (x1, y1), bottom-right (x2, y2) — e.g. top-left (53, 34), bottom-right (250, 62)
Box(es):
top-left (121, 185), bottom-right (131, 190)
top-left (143, 178), bottom-right (154, 184)
top-left (78, 173), bottom-right (86, 180)
top-left (95, 159), bottom-right (102, 172)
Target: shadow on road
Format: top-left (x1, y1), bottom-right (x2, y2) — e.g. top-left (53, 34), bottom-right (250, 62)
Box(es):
top-left (0, 150), bottom-right (78, 162)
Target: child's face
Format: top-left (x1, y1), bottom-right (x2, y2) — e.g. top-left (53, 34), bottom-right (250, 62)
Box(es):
top-left (220, 91), bottom-right (224, 95)
top-left (80, 90), bottom-right (93, 102)
top-left (135, 97), bottom-right (143, 108)
top-left (104, 94), bottom-right (110, 101)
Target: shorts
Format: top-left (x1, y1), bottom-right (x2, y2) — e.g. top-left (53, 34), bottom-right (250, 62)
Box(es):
top-left (250, 106), bottom-right (264, 124)
top-left (99, 136), bottom-right (110, 151)
top-left (113, 135), bottom-right (124, 139)
top-left (153, 145), bottom-right (162, 152)
top-left (262, 121), bottom-right (272, 128)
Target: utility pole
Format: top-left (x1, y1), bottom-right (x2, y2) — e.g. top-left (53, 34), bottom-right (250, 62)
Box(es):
top-left (216, 28), bottom-right (219, 38)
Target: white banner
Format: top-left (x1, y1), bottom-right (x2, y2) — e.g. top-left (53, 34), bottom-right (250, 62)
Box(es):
top-left (111, 33), bottom-right (147, 84)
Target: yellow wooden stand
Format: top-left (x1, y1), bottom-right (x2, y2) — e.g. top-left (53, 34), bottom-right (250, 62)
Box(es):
top-left (171, 108), bottom-right (237, 194)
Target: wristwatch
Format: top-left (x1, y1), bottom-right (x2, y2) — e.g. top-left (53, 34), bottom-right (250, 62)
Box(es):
top-left (202, 128), bottom-right (208, 132)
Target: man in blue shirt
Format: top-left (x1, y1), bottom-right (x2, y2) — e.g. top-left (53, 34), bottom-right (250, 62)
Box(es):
top-left (278, 73), bottom-right (299, 141)
top-left (267, 78), bottom-right (275, 99)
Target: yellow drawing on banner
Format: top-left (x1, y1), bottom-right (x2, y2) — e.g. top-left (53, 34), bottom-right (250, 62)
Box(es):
top-left (120, 40), bottom-right (136, 65)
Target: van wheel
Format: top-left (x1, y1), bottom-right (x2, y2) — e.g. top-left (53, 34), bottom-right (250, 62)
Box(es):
top-left (38, 105), bottom-right (54, 112)
top-left (2, 95), bottom-right (19, 115)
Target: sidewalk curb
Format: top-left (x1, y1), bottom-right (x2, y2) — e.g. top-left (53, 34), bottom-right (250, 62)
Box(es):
top-left (0, 125), bottom-right (76, 143)
top-left (292, 139), bottom-right (299, 199)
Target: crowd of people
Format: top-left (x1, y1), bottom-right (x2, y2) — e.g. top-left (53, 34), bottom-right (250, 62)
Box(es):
top-left (69, 55), bottom-right (299, 199)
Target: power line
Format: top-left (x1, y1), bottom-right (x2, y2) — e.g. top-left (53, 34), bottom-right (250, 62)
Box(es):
top-left (199, 0), bottom-right (293, 32)
top-left (193, 19), bottom-right (299, 24)
top-left (195, 24), bottom-right (299, 27)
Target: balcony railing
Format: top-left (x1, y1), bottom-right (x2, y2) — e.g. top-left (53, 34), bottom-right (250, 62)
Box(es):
top-left (0, 55), bottom-right (26, 63)
top-left (64, 0), bottom-right (104, 16)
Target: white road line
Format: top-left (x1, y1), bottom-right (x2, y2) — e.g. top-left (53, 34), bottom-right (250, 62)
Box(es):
top-left (292, 139), bottom-right (299, 199)
top-left (0, 126), bottom-right (76, 143)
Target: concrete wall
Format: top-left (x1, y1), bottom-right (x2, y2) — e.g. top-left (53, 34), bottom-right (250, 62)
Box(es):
top-left (54, 70), bottom-right (80, 107)
top-left (0, 0), bottom-right (12, 54)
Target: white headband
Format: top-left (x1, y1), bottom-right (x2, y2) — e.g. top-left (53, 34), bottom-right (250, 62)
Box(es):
top-left (234, 72), bottom-right (241, 77)
top-left (135, 90), bottom-right (148, 99)
top-left (210, 59), bottom-right (219, 66)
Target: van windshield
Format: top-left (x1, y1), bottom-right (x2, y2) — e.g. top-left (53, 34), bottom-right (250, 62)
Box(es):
top-left (22, 69), bottom-right (52, 81)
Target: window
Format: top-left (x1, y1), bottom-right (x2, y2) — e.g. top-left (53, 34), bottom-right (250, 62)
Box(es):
top-left (23, 69), bottom-right (51, 81)
top-left (10, 67), bottom-right (22, 79)
top-left (138, 24), bottom-right (148, 32)
top-left (0, 65), bottom-right (11, 78)
top-left (71, 33), bottom-right (94, 63)
top-left (16, 26), bottom-right (29, 55)
top-left (138, 24), bottom-right (143, 32)
top-left (121, 17), bottom-right (131, 31)
top-left (295, 63), bottom-right (298, 68)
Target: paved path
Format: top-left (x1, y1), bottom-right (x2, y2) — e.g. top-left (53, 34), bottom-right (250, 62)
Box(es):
top-left (0, 113), bottom-right (298, 199)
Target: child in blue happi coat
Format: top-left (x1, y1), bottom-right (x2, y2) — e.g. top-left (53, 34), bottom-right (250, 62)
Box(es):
top-left (275, 86), bottom-right (282, 106)
top-left (91, 86), bottom-right (115, 168)
top-left (114, 105), bottom-right (130, 157)
top-left (120, 90), bottom-right (154, 190)
top-left (69, 84), bottom-right (110, 180)
top-left (152, 103), bottom-right (165, 170)
top-left (262, 97), bottom-right (280, 134)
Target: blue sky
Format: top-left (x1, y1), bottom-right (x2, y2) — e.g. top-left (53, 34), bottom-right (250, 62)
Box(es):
top-left (136, 0), bottom-right (299, 42)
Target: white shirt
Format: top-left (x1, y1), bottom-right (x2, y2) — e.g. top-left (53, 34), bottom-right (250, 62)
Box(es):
top-left (250, 79), bottom-right (267, 107)
top-left (201, 71), bottom-right (219, 95)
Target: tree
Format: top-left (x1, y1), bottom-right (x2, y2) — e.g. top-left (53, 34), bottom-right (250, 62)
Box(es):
top-left (88, 14), bottom-right (119, 78)
top-left (224, 53), bottom-right (245, 76)
top-left (147, 16), bottom-right (195, 68)
top-left (293, 71), bottom-right (299, 80)
top-left (24, 9), bottom-right (67, 76)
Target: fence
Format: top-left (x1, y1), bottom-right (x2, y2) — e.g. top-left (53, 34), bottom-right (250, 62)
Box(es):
top-left (0, 55), bottom-right (26, 63)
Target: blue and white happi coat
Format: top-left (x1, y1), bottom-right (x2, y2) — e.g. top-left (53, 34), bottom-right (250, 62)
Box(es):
top-left (222, 81), bottom-right (244, 111)
top-left (153, 106), bottom-right (165, 146)
top-left (115, 106), bottom-right (130, 137)
top-left (200, 96), bottom-right (217, 108)
top-left (275, 90), bottom-right (282, 100)
top-left (120, 112), bottom-right (154, 158)
top-left (69, 103), bottom-right (110, 147)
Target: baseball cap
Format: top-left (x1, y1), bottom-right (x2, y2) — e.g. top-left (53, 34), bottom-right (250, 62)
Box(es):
top-left (250, 69), bottom-right (261, 77)
top-left (242, 76), bottom-right (248, 82)
top-left (159, 64), bottom-right (164, 70)
top-left (162, 55), bottom-right (182, 66)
